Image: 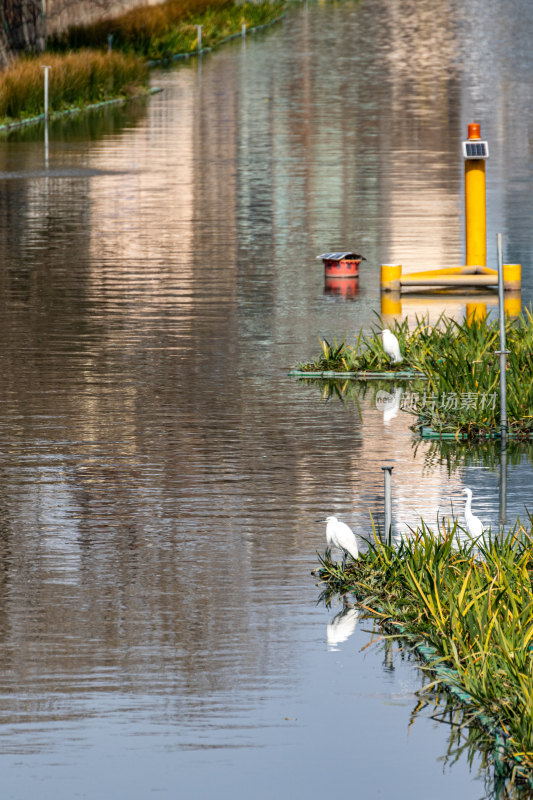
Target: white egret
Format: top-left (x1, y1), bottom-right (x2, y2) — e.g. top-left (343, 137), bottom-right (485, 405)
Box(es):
top-left (380, 330), bottom-right (403, 364)
top-left (326, 516), bottom-right (359, 560)
top-left (463, 488), bottom-right (484, 537)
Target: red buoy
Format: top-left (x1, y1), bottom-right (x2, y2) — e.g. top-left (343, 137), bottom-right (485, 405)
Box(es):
top-left (318, 251), bottom-right (366, 279)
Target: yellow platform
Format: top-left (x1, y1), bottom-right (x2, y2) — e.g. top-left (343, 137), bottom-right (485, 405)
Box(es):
top-left (381, 264), bottom-right (520, 293)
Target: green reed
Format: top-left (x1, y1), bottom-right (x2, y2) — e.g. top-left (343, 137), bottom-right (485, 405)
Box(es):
top-left (317, 517), bottom-right (533, 780)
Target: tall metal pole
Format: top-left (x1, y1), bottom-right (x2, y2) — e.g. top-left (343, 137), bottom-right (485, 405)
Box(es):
top-left (496, 233), bottom-right (509, 445)
top-left (197, 25), bottom-right (203, 52)
top-left (382, 466), bottom-right (393, 542)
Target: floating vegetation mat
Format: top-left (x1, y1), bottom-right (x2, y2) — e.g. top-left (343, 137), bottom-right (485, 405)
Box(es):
top-left (292, 310), bottom-right (533, 439)
top-left (419, 426), bottom-right (524, 441)
top-left (315, 519), bottom-right (533, 789)
top-left (288, 369), bottom-right (425, 380)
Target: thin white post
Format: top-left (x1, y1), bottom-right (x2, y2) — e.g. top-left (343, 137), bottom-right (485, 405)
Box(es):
top-left (197, 25), bottom-right (203, 52)
top-left (41, 65), bottom-right (51, 118)
top-left (242, 23), bottom-right (246, 37)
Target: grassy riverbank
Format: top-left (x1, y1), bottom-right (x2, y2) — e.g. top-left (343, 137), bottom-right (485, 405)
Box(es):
top-left (0, 0), bottom-right (284, 125)
top-left (295, 311), bottom-right (533, 438)
top-left (316, 520), bottom-right (533, 784)
top-left (48, 0), bottom-right (285, 61)
top-left (0, 50), bottom-right (149, 124)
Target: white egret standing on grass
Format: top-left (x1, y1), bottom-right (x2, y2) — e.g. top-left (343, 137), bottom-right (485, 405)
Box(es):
top-left (463, 488), bottom-right (484, 537)
top-left (380, 330), bottom-right (403, 364)
top-left (326, 516), bottom-right (359, 561)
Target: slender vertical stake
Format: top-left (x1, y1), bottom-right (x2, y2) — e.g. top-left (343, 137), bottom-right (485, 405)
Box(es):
top-left (108, 33), bottom-right (113, 52)
top-left (499, 443), bottom-right (507, 529)
top-left (382, 466), bottom-right (393, 542)
top-left (242, 23), bottom-right (246, 37)
top-left (496, 233), bottom-right (508, 445)
top-left (41, 65), bottom-right (51, 118)
top-left (197, 24), bottom-right (203, 52)
top-left (44, 118), bottom-right (49, 168)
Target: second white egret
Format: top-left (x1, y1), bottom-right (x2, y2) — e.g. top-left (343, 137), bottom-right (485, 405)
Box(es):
top-left (326, 516), bottom-right (359, 560)
top-left (463, 488), bottom-right (484, 537)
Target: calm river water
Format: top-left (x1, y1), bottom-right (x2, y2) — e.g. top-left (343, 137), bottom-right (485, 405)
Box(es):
top-left (1, 1), bottom-right (533, 797)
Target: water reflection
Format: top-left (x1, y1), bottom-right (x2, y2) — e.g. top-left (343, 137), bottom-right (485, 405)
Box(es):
top-left (381, 292), bottom-right (523, 326)
top-left (326, 603), bottom-right (360, 651)
top-left (322, 593), bottom-right (533, 798)
top-left (0, 0), bottom-right (532, 796)
top-left (295, 377), bottom-right (533, 541)
top-left (376, 386), bottom-right (403, 424)
top-left (324, 276), bottom-right (359, 298)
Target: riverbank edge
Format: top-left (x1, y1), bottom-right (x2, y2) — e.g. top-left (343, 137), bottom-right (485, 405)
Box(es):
top-left (0, 7), bottom-right (286, 133)
top-left (0, 86), bottom-right (163, 133)
top-left (147, 13), bottom-right (286, 67)
top-left (315, 567), bottom-right (532, 787)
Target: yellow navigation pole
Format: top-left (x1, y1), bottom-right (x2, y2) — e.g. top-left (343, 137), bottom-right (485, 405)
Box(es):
top-left (464, 122), bottom-right (488, 266)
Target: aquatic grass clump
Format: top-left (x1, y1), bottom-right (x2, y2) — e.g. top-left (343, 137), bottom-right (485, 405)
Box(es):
top-left (49, 0), bottom-right (285, 60)
top-left (295, 310), bottom-right (533, 437)
top-left (0, 51), bottom-right (149, 123)
top-left (316, 518), bottom-right (533, 782)
top-left (414, 311), bottom-right (533, 438)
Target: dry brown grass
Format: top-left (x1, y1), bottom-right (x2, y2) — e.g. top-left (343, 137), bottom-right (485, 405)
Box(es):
top-left (0, 50), bottom-right (149, 122)
top-left (50, 0), bottom-right (232, 53)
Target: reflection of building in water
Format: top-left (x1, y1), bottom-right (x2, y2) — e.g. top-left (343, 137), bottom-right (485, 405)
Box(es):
top-left (374, 0), bottom-right (463, 274)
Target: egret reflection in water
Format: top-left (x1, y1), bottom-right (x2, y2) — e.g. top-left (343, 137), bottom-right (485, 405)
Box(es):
top-left (378, 387), bottom-right (403, 424)
top-left (327, 605), bottom-right (360, 651)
